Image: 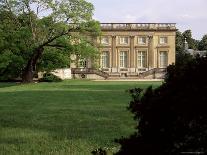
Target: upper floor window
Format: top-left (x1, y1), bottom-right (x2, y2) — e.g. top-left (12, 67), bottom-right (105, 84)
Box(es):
top-left (101, 37), bottom-right (109, 45)
top-left (160, 37), bottom-right (168, 44)
top-left (119, 36), bottom-right (129, 44)
top-left (138, 37), bottom-right (147, 44)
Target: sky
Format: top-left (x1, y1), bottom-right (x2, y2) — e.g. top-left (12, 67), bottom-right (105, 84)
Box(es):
top-left (87, 0), bottom-right (207, 40)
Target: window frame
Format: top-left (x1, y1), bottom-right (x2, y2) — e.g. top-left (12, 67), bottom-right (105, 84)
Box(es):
top-left (78, 58), bottom-right (87, 68)
top-left (119, 51), bottom-right (128, 68)
top-left (137, 50), bottom-right (147, 68)
top-left (138, 36), bottom-right (147, 45)
top-left (101, 36), bottom-right (110, 45)
top-left (119, 36), bottom-right (129, 45)
top-left (159, 36), bottom-right (168, 44)
top-left (101, 51), bottom-right (109, 68)
top-left (159, 51), bottom-right (168, 68)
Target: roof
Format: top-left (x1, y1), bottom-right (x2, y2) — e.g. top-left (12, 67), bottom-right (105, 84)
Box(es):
top-left (100, 23), bottom-right (177, 31)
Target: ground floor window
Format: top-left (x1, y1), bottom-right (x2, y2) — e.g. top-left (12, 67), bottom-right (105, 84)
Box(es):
top-left (137, 51), bottom-right (147, 68)
top-left (120, 51), bottom-right (128, 68)
top-left (79, 58), bottom-right (87, 68)
top-left (160, 51), bottom-right (168, 68)
top-left (101, 51), bottom-right (109, 68)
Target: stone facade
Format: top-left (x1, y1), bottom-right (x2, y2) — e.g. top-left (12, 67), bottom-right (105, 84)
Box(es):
top-left (72, 23), bottom-right (176, 79)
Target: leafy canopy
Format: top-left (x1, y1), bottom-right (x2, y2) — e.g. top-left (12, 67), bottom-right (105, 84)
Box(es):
top-left (0, 0), bottom-right (101, 80)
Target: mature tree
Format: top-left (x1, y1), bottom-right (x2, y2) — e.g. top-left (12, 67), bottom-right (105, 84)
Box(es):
top-left (182, 30), bottom-right (198, 50)
top-left (176, 30), bottom-right (184, 52)
top-left (0, 0), bottom-right (100, 82)
top-left (198, 34), bottom-right (207, 50)
top-left (116, 55), bottom-right (207, 155)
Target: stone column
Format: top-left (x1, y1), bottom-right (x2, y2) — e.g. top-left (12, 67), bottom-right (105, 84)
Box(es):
top-left (148, 35), bottom-right (153, 70)
top-left (130, 36), bottom-right (135, 69)
top-left (112, 35), bottom-right (117, 72)
top-left (109, 50), bottom-right (112, 68)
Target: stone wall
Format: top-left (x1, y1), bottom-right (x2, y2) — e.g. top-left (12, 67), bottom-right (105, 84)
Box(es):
top-left (73, 74), bottom-right (105, 80)
top-left (38, 68), bottom-right (72, 80)
top-left (52, 68), bottom-right (72, 79)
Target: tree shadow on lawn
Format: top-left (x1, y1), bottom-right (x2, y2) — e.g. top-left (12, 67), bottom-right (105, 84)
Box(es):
top-left (0, 82), bottom-right (19, 88)
top-left (0, 137), bottom-right (27, 145)
top-left (60, 83), bottom-right (158, 91)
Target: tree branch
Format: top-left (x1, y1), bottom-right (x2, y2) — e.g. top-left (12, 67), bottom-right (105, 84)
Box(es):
top-left (45, 44), bottom-right (66, 48)
top-left (24, 0), bottom-right (36, 40)
top-left (27, 24), bottom-right (81, 69)
top-left (41, 26), bottom-right (80, 48)
top-left (4, 0), bottom-right (21, 28)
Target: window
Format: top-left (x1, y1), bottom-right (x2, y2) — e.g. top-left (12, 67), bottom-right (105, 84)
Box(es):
top-left (137, 51), bottom-right (146, 68)
top-left (160, 51), bottom-right (168, 68)
top-left (120, 51), bottom-right (127, 68)
top-left (101, 51), bottom-right (109, 68)
top-left (119, 37), bottom-right (129, 44)
top-left (138, 37), bottom-right (147, 44)
top-left (101, 37), bottom-right (109, 44)
top-left (160, 37), bottom-right (168, 44)
top-left (79, 58), bottom-right (87, 68)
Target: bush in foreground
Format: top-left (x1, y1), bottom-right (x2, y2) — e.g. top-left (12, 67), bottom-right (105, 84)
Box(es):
top-left (115, 55), bottom-right (207, 155)
top-left (39, 73), bottom-right (62, 82)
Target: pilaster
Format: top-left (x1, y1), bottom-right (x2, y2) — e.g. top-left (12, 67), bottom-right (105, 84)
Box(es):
top-left (112, 35), bottom-right (117, 68)
top-left (148, 35), bottom-right (154, 69)
top-left (130, 36), bottom-right (135, 68)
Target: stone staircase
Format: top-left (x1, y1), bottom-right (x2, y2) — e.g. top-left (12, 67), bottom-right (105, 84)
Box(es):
top-left (71, 68), bottom-right (109, 79)
top-left (72, 68), bottom-right (167, 80)
top-left (138, 68), bottom-right (167, 79)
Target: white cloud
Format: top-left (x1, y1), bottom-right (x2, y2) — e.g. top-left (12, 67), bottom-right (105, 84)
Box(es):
top-left (123, 14), bottom-right (137, 23)
top-left (89, 0), bottom-right (207, 39)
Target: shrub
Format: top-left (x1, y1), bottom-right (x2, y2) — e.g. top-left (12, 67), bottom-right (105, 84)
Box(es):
top-left (91, 148), bottom-right (107, 155)
top-left (115, 55), bottom-right (207, 155)
top-left (39, 73), bottom-right (62, 82)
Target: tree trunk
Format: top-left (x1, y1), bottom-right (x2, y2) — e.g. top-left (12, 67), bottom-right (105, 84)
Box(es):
top-left (22, 61), bottom-right (34, 83)
top-left (22, 47), bottom-right (44, 83)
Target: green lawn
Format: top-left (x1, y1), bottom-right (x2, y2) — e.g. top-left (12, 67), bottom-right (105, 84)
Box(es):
top-left (0, 80), bottom-right (161, 154)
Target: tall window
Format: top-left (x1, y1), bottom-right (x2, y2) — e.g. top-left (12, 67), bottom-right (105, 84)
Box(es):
top-left (160, 51), bottom-right (168, 68)
top-left (101, 37), bottom-right (109, 44)
top-left (160, 37), bottom-right (168, 44)
top-left (138, 37), bottom-right (147, 44)
top-left (137, 51), bottom-right (146, 68)
top-left (101, 51), bottom-right (109, 68)
top-left (79, 58), bottom-right (87, 68)
top-left (119, 37), bottom-right (129, 44)
top-left (120, 51), bottom-right (127, 68)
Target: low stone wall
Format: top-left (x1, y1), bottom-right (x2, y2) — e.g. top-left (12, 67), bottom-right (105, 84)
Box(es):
top-left (51, 68), bottom-right (72, 79)
top-left (38, 68), bottom-right (72, 80)
top-left (73, 74), bottom-right (105, 80)
top-left (142, 72), bottom-right (166, 79)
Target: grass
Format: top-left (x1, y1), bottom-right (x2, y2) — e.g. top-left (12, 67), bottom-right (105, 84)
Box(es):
top-left (0, 80), bottom-right (161, 154)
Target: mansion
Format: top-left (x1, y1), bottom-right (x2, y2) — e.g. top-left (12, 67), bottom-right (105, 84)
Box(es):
top-left (72, 23), bottom-right (176, 79)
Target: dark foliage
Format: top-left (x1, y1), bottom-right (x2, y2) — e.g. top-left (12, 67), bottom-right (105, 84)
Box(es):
top-left (198, 34), bottom-right (207, 51)
top-left (116, 55), bottom-right (207, 155)
top-left (39, 73), bottom-right (62, 82)
top-left (91, 148), bottom-right (107, 155)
